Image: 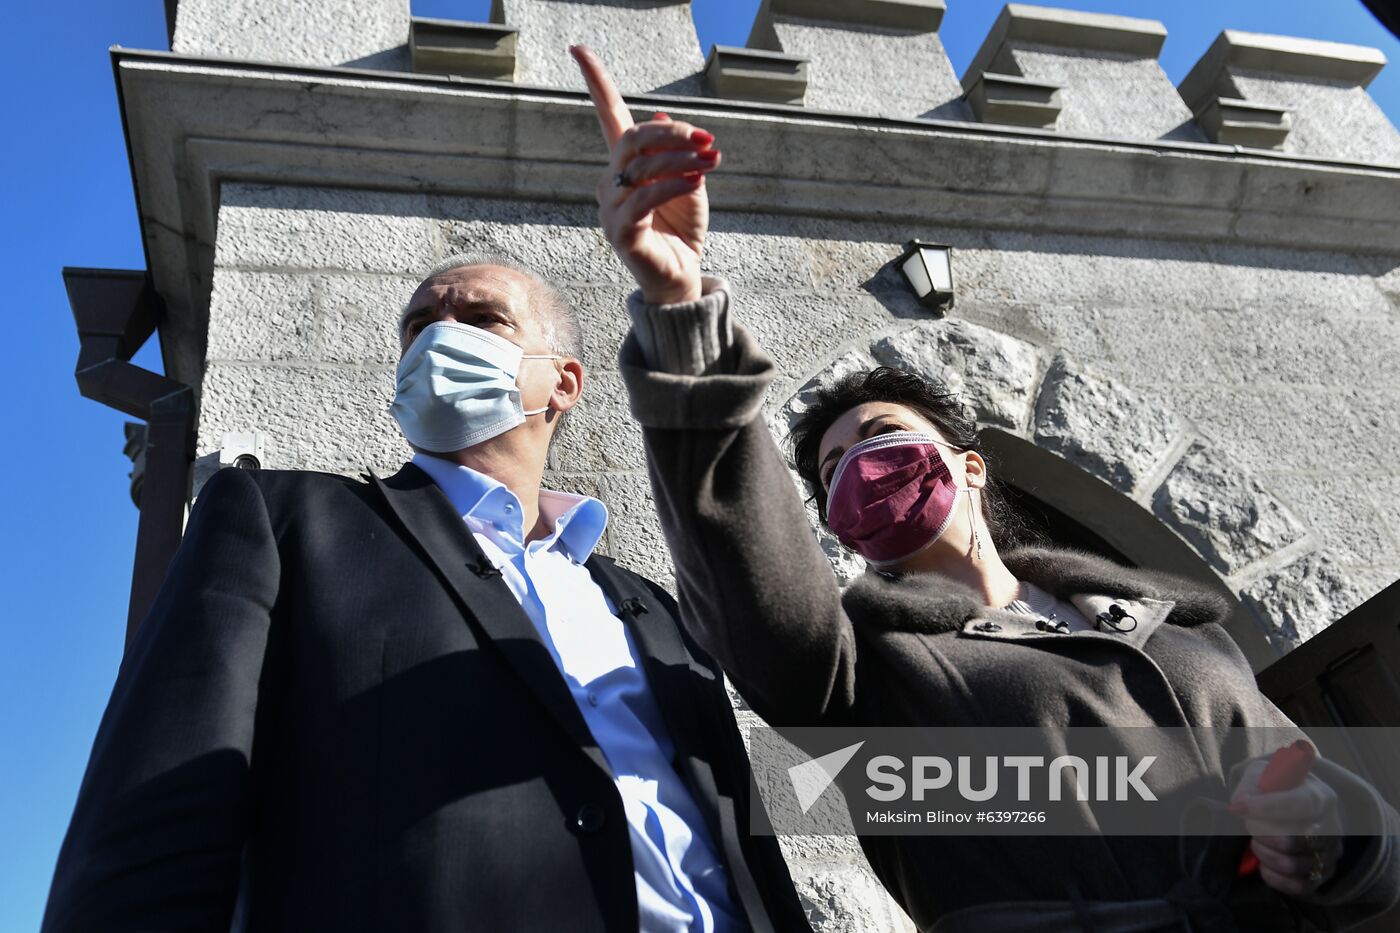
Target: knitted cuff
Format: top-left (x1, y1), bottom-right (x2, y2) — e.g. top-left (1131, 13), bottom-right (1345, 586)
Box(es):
top-left (624, 276), bottom-right (736, 376)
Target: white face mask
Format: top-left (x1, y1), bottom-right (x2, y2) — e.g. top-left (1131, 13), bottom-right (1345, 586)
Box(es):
top-left (391, 321), bottom-right (558, 453)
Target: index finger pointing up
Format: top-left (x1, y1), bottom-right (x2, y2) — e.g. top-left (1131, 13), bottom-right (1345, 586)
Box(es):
top-left (570, 44), bottom-right (634, 147)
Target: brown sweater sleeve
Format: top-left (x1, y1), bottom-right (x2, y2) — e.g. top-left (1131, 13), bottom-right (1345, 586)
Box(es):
top-left (618, 318), bottom-right (858, 726)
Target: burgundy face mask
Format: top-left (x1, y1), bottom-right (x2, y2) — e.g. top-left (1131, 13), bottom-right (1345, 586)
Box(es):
top-left (826, 432), bottom-right (963, 567)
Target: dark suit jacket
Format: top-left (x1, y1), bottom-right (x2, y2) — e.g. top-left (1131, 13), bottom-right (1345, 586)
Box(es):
top-left (43, 463), bottom-right (810, 932)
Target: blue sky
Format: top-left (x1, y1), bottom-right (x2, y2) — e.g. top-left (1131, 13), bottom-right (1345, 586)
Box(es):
top-left (3, 1), bottom-right (1397, 928)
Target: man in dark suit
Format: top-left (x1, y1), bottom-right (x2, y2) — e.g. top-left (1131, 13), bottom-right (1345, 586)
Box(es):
top-left (42, 255), bottom-right (810, 932)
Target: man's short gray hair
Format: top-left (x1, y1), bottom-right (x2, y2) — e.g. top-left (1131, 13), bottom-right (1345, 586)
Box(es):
top-left (399, 252), bottom-right (582, 359)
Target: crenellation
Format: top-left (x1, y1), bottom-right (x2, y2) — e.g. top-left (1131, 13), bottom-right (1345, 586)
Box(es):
top-left (962, 4), bottom-right (1199, 141)
top-left (746, 0), bottom-right (966, 119)
top-left (491, 0), bottom-right (705, 95)
top-left (172, 0), bottom-right (411, 69)
top-left (1179, 31), bottom-right (1400, 163)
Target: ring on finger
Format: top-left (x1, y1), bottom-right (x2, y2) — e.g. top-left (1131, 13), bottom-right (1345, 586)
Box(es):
top-left (614, 171), bottom-right (633, 188)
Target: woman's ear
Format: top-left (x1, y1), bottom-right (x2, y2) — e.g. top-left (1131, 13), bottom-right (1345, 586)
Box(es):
top-left (962, 450), bottom-right (988, 489)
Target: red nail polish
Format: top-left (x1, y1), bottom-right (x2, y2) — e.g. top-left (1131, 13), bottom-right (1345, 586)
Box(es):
top-left (654, 111), bottom-right (670, 120)
top-left (697, 149), bottom-right (720, 161)
top-left (691, 130), bottom-right (715, 146)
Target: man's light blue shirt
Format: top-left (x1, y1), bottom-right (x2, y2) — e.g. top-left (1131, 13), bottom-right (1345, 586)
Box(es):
top-left (411, 453), bottom-right (744, 933)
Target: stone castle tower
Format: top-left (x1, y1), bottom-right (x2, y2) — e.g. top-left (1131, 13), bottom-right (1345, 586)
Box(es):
top-left (78, 0), bottom-right (1400, 927)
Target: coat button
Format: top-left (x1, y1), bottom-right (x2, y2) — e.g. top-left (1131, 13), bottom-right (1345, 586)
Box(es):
top-left (973, 621), bottom-right (1002, 633)
top-left (575, 804), bottom-right (606, 834)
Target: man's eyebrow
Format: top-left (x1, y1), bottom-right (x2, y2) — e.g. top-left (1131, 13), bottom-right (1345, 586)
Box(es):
top-left (401, 298), bottom-right (516, 330)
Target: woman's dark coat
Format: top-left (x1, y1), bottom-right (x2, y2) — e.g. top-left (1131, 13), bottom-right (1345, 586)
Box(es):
top-left (619, 322), bottom-right (1400, 933)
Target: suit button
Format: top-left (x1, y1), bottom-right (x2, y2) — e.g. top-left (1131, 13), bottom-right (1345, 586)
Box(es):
top-left (575, 804), bottom-right (605, 834)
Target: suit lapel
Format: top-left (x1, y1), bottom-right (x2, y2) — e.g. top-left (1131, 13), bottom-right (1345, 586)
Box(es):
top-left (586, 555), bottom-right (727, 841)
top-left (371, 463), bottom-right (611, 778)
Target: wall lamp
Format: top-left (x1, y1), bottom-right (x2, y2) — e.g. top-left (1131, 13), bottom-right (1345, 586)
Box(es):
top-left (898, 240), bottom-right (955, 313)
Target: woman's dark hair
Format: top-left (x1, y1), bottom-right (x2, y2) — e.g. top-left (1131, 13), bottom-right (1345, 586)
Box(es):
top-left (789, 366), bottom-right (1032, 550)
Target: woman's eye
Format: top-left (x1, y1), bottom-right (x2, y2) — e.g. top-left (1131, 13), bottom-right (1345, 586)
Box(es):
top-left (877, 423), bottom-right (903, 435)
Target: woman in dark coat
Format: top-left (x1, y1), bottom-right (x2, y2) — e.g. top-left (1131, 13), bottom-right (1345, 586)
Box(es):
top-left (570, 46), bottom-right (1400, 933)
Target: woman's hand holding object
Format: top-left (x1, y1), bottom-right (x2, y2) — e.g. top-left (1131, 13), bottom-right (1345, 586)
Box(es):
top-left (1230, 742), bottom-right (1344, 897)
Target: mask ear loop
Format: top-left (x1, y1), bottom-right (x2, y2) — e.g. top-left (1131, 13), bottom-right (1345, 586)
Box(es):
top-left (520, 354), bottom-right (563, 418)
top-left (969, 487), bottom-right (983, 561)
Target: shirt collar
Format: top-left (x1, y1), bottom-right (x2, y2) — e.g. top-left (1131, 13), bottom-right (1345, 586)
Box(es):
top-left (411, 453), bottom-right (608, 563)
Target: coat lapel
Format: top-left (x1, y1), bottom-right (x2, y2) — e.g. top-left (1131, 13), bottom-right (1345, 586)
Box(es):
top-left (586, 555), bottom-right (726, 842)
top-left (370, 463), bottom-right (611, 778)
top-left (585, 555), bottom-right (716, 752)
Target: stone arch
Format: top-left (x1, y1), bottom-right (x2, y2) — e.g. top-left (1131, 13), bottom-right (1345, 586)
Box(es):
top-left (775, 317), bottom-right (1350, 670)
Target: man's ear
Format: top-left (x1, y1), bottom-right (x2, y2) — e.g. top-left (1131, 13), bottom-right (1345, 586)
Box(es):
top-left (551, 358), bottom-right (584, 414)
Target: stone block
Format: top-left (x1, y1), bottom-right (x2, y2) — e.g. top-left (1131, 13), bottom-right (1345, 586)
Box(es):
top-left (802, 236), bottom-right (904, 293)
top-left (173, 0), bottom-right (411, 69)
top-left (955, 299), bottom-right (1112, 367)
top-left (410, 18), bottom-right (517, 80)
top-left (493, 0), bottom-right (705, 95)
top-left (434, 198), bottom-right (631, 287)
top-left (965, 72), bottom-right (1063, 129)
top-left (1171, 387), bottom-right (1388, 483)
top-left (871, 320), bottom-right (1043, 431)
top-left (598, 472), bottom-right (675, 592)
top-left (196, 361), bottom-right (408, 478)
top-left (206, 270), bottom-right (414, 367)
top-left (1083, 303), bottom-right (1355, 393)
top-left (1262, 473), bottom-right (1398, 570)
top-left (316, 273), bottom-right (418, 365)
top-left (749, 1), bottom-right (966, 119)
top-left (1152, 441), bottom-right (1308, 576)
top-left (738, 293), bottom-right (898, 392)
top-left (206, 270), bottom-right (320, 362)
top-left (957, 231), bottom-right (1386, 319)
top-left (705, 218), bottom-right (824, 293)
top-left (1242, 550), bottom-right (1368, 650)
top-left (704, 45), bottom-right (808, 106)
top-left (1033, 353), bottom-right (1180, 494)
top-left (547, 371), bottom-right (645, 472)
top-left (216, 184), bottom-right (441, 276)
top-left (569, 285), bottom-right (635, 371)
top-left (1193, 97), bottom-right (1292, 149)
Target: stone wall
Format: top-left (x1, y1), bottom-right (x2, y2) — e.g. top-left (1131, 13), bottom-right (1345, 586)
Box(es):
top-left (159, 0), bottom-right (1400, 929)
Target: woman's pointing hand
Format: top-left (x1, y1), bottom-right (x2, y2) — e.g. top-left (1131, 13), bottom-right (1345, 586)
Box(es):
top-left (570, 44), bottom-right (720, 305)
